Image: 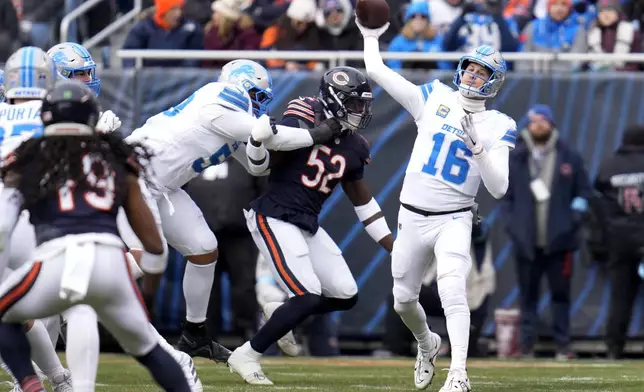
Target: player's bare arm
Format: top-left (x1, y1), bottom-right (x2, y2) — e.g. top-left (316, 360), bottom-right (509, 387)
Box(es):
top-left (342, 179), bottom-right (393, 253)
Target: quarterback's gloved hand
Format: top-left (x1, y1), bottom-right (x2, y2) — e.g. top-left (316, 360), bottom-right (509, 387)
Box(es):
top-left (355, 16), bottom-right (390, 39)
top-left (458, 114), bottom-right (483, 155)
top-left (96, 110), bottom-right (122, 134)
top-left (251, 114), bottom-right (278, 143)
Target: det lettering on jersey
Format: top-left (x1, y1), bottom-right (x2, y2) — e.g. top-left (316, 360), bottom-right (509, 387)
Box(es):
top-left (440, 123), bottom-right (464, 137)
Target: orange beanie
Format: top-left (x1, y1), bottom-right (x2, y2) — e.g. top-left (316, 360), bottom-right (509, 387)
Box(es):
top-left (154, 0), bottom-right (185, 29)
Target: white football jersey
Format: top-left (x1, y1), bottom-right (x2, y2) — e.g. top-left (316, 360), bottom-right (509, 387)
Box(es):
top-left (401, 80), bottom-right (516, 211)
top-left (127, 82), bottom-right (255, 192)
top-left (0, 100), bottom-right (43, 160)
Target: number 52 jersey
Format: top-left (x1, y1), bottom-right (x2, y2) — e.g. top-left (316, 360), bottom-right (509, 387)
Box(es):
top-left (402, 80), bottom-right (516, 211)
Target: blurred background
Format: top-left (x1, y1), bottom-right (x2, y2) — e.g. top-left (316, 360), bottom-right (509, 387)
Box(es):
top-left (8, 0), bottom-right (644, 361)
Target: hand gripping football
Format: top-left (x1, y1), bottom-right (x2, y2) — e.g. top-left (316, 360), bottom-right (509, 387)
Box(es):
top-left (356, 0), bottom-right (390, 29)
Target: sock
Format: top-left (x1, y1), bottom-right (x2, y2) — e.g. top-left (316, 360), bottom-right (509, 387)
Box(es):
top-left (20, 375), bottom-right (45, 392)
top-left (65, 306), bottom-right (99, 392)
top-left (393, 300), bottom-right (433, 353)
top-left (26, 320), bottom-right (65, 379)
top-left (438, 276), bottom-right (470, 372)
top-left (150, 325), bottom-right (184, 364)
top-left (250, 294), bottom-right (321, 353)
top-left (0, 323), bottom-right (40, 386)
top-left (40, 316), bottom-right (61, 348)
top-left (136, 344), bottom-right (190, 392)
top-left (183, 261), bottom-right (216, 323)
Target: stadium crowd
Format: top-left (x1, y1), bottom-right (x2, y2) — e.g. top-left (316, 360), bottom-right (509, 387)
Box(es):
top-left (3, 0), bottom-right (644, 71)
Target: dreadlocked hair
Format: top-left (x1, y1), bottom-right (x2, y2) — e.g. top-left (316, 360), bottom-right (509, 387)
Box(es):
top-left (0, 132), bottom-right (153, 209)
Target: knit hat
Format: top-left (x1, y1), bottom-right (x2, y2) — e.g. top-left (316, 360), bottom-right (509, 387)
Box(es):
top-left (528, 104), bottom-right (555, 125)
top-left (598, 0), bottom-right (622, 13)
top-left (155, 0), bottom-right (184, 16)
top-left (547, 0), bottom-right (572, 9)
top-left (404, 1), bottom-right (430, 22)
top-left (212, 0), bottom-right (250, 20)
top-left (287, 0), bottom-right (317, 22)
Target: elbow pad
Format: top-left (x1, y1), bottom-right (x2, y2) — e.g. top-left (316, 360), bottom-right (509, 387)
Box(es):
top-left (309, 118), bottom-right (343, 145)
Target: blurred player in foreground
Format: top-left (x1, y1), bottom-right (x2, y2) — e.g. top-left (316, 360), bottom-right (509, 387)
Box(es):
top-left (358, 18), bottom-right (516, 391)
top-left (227, 67), bottom-right (394, 385)
top-left (0, 80), bottom-right (191, 392)
top-left (126, 59), bottom-right (343, 361)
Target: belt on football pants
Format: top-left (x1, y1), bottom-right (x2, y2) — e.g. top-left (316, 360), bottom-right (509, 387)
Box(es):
top-left (401, 203), bottom-right (472, 217)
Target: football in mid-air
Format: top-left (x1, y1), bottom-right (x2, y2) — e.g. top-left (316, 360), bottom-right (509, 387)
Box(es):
top-left (356, 0), bottom-right (390, 29)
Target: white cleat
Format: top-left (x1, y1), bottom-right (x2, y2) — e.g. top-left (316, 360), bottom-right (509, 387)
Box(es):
top-left (177, 350), bottom-right (204, 392)
top-left (439, 369), bottom-right (472, 392)
top-left (227, 344), bottom-right (274, 385)
top-left (262, 302), bottom-right (302, 357)
top-left (50, 369), bottom-right (73, 392)
top-left (414, 331), bottom-right (441, 390)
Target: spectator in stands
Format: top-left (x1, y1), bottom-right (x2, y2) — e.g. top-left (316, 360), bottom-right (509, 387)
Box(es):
top-left (185, 160), bottom-right (265, 343)
top-left (316, 0), bottom-right (361, 52)
top-left (625, 0), bottom-right (644, 30)
top-left (428, 0), bottom-right (464, 35)
top-left (246, 0), bottom-right (290, 34)
top-left (587, 0), bottom-right (641, 71)
top-left (442, 0), bottom-right (520, 54)
top-left (502, 104), bottom-right (591, 361)
top-left (122, 0), bottom-right (204, 68)
top-left (503, 0), bottom-right (535, 31)
top-left (0, 0), bottom-right (19, 62)
top-left (260, 0), bottom-right (323, 71)
top-left (20, 0), bottom-right (63, 49)
top-left (203, 0), bottom-right (261, 68)
top-left (184, 0), bottom-right (214, 26)
top-left (517, 0), bottom-right (588, 72)
top-left (386, 1), bottom-right (441, 70)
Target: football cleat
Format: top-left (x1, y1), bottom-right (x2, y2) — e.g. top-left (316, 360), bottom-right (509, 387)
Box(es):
top-left (227, 343), bottom-right (273, 385)
top-left (439, 369), bottom-right (472, 392)
top-left (414, 331), bottom-right (441, 390)
top-left (176, 327), bottom-right (232, 363)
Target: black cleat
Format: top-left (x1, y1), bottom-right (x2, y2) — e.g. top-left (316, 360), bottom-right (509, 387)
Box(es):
top-left (176, 323), bottom-right (232, 363)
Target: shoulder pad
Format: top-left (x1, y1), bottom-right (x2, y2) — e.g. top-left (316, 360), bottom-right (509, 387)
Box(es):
top-left (419, 79), bottom-right (453, 103)
top-left (216, 84), bottom-right (252, 114)
top-left (283, 96), bottom-right (320, 126)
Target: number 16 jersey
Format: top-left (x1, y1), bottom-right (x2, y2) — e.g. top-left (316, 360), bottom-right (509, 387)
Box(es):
top-left (402, 80), bottom-right (516, 211)
top-left (251, 97), bottom-right (370, 234)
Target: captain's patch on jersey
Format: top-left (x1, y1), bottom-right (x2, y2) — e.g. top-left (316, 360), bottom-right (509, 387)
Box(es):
top-left (436, 105), bottom-right (450, 118)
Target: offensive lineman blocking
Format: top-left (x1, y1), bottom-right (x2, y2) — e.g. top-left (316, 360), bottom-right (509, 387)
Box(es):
top-left (357, 21), bottom-right (516, 391)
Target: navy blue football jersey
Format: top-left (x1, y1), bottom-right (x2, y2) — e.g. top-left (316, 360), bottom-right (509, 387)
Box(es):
top-left (251, 97), bottom-right (371, 234)
top-left (28, 154), bottom-right (125, 245)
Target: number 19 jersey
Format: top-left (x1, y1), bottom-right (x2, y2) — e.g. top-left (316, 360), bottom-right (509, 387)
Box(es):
top-left (402, 80), bottom-right (516, 211)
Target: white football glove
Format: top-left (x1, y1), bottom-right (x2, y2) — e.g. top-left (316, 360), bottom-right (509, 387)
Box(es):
top-left (458, 114), bottom-right (483, 155)
top-left (355, 16), bottom-right (390, 39)
top-left (251, 114), bottom-right (277, 142)
top-left (95, 110), bottom-right (122, 134)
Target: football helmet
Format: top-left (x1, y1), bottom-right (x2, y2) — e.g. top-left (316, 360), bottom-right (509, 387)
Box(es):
top-left (453, 45), bottom-right (507, 99)
top-left (4, 46), bottom-right (58, 101)
top-left (319, 66), bottom-right (373, 131)
top-left (0, 70), bottom-right (5, 102)
top-left (218, 59), bottom-right (273, 117)
top-left (41, 80), bottom-right (100, 133)
top-left (47, 42), bottom-right (101, 96)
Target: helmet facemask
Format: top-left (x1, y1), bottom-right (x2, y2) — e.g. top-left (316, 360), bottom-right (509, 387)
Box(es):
top-left (323, 86), bottom-right (373, 131)
top-left (245, 81), bottom-right (273, 117)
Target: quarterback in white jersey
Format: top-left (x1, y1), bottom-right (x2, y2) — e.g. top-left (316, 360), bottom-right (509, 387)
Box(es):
top-left (126, 59), bottom-right (343, 361)
top-left (358, 20), bottom-right (516, 392)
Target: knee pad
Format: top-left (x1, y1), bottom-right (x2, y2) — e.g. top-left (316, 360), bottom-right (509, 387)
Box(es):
top-left (320, 293), bottom-right (358, 312)
top-left (392, 280), bottom-right (420, 305)
top-left (437, 275), bottom-right (469, 318)
top-left (393, 298), bottom-right (418, 316)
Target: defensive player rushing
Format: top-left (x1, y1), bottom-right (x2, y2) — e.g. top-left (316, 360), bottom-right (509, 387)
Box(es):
top-left (357, 20), bottom-right (516, 392)
top-left (0, 79), bottom-right (192, 392)
top-left (0, 44), bottom-right (203, 392)
top-left (0, 47), bottom-right (74, 392)
top-left (125, 59), bottom-right (343, 361)
top-left (227, 67), bottom-right (394, 385)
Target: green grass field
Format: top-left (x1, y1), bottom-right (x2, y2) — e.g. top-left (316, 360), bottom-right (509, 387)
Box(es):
top-left (6, 355), bottom-right (644, 391)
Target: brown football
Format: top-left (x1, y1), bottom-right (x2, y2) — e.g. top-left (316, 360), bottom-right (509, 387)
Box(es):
top-left (356, 0), bottom-right (390, 29)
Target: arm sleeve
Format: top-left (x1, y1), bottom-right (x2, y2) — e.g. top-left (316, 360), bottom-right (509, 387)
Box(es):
top-left (203, 107), bottom-right (314, 150)
top-left (243, 137), bottom-right (271, 176)
top-left (474, 144), bottom-right (510, 199)
top-left (363, 36), bottom-right (426, 121)
top-left (232, 144), bottom-right (270, 176)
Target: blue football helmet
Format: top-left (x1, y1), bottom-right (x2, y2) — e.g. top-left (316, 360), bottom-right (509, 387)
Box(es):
top-left (453, 45), bottom-right (507, 99)
top-left (0, 70), bottom-right (4, 102)
top-left (47, 42), bottom-right (101, 96)
top-left (218, 59), bottom-right (273, 117)
top-left (4, 46), bottom-right (58, 101)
